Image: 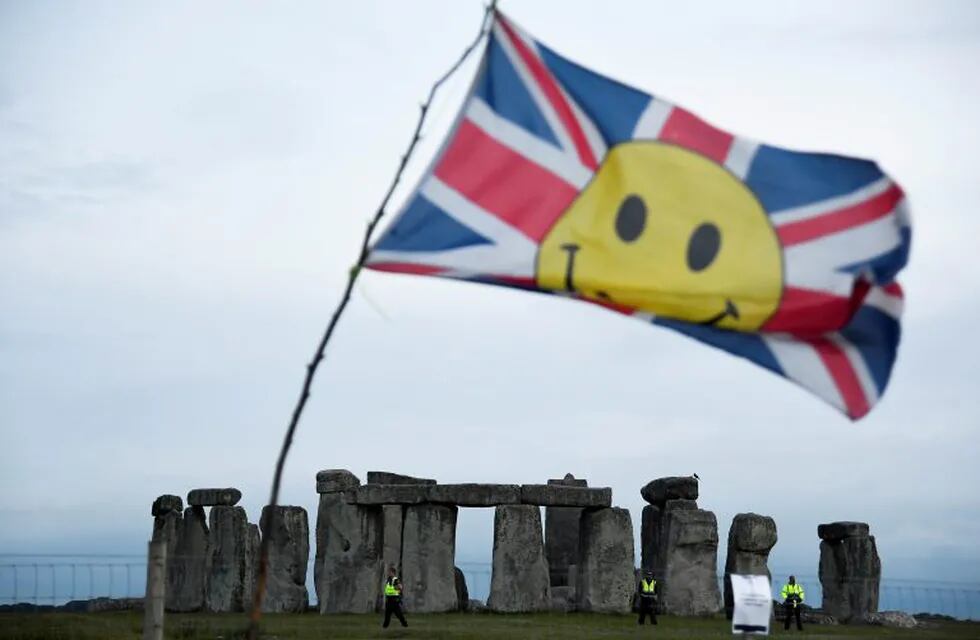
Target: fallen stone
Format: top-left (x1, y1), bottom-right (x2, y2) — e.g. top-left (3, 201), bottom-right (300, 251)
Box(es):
top-left (167, 506), bottom-right (208, 612)
top-left (723, 513), bottom-right (777, 619)
top-left (640, 476), bottom-right (698, 505)
top-left (204, 506), bottom-right (256, 612)
top-left (775, 602), bottom-right (839, 625)
top-left (818, 521), bottom-right (870, 542)
top-left (859, 611), bottom-right (917, 628)
top-left (401, 504), bottom-right (458, 612)
top-left (576, 507), bottom-right (634, 613)
top-left (521, 485), bottom-right (611, 507)
top-left (347, 484), bottom-right (430, 505)
top-left (151, 495), bottom-right (183, 517)
top-left (488, 505), bottom-right (551, 612)
top-left (454, 567), bottom-right (469, 612)
top-left (660, 508), bottom-right (721, 616)
top-left (428, 483), bottom-right (521, 507)
top-left (367, 471), bottom-right (436, 485)
top-left (260, 505), bottom-right (309, 613)
top-left (187, 488), bottom-right (242, 507)
top-left (818, 522), bottom-right (880, 623)
top-left (316, 493), bottom-right (383, 613)
top-left (316, 469), bottom-right (361, 494)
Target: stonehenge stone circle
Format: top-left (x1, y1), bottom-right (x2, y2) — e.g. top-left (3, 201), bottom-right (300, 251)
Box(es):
top-left (488, 505), bottom-right (551, 612)
top-left (316, 469), bottom-right (361, 494)
top-left (576, 507), bottom-right (635, 613)
top-left (205, 505), bottom-right (258, 612)
top-left (260, 505), bottom-right (310, 613)
top-left (401, 504), bottom-right (458, 612)
top-left (316, 489), bottom-right (384, 614)
top-left (660, 508), bottom-right (722, 615)
top-left (187, 488), bottom-right (241, 507)
top-left (819, 521), bottom-right (881, 623)
top-left (151, 494), bottom-right (183, 517)
top-left (545, 474), bottom-right (587, 587)
top-left (723, 513), bottom-right (777, 618)
top-left (168, 506), bottom-right (209, 612)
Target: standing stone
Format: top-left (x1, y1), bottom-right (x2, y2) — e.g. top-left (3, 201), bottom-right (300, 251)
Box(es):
top-left (317, 492), bottom-right (384, 614)
top-left (641, 498), bottom-right (696, 577)
top-left (660, 508), bottom-right (722, 616)
top-left (151, 495), bottom-right (183, 517)
top-left (454, 567), bottom-right (469, 612)
top-left (205, 505), bottom-right (256, 612)
top-left (260, 505), bottom-right (310, 613)
top-left (151, 496), bottom-right (182, 610)
top-left (576, 507), bottom-right (634, 613)
top-left (545, 474), bottom-right (587, 587)
top-left (168, 506), bottom-right (209, 612)
top-left (382, 505), bottom-right (404, 573)
top-left (818, 521), bottom-right (881, 623)
top-left (488, 505), bottom-right (551, 612)
top-left (723, 513), bottom-right (777, 619)
top-left (401, 504), bottom-right (458, 613)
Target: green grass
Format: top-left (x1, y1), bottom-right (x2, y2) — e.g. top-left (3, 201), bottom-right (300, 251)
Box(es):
top-left (0, 612), bottom-right (977, 640)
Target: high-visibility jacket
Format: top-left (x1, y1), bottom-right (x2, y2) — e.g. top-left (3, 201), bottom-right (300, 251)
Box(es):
top-left (640, 578), bottom-right (657, 596)
top-left (781, 583), bottom-right (804, 602)
top-left (384, 577), bottom-right (402, 597)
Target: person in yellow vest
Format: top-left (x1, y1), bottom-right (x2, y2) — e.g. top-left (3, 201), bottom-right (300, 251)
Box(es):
top-left (382, 565), bottom-right (408, 628)
top-left (637, 569), bottom-right (658, 625)
top-left (780, 575), bottom-right (805, 631)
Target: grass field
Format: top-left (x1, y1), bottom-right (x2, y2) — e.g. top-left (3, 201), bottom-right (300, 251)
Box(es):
top-left (1, 612), bottom-right (979, 640)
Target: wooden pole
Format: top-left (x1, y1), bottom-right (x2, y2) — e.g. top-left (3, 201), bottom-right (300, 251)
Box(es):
top-left (142, 540), bottom-right (166, 640)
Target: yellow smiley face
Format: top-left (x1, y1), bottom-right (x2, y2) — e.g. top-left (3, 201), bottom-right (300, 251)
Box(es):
top-left (536, 142), bottom-right (783, 331)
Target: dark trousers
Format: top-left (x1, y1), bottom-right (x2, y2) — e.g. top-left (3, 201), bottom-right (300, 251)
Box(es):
top-left (383, 597), bottom-right (407, 628)
top-left (638, 597), bottom-right (658, 625)
top-left (784, 602), bottom-right (802, 630)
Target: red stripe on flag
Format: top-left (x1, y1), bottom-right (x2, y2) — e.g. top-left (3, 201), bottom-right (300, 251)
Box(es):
top-left (777, 184), bottom-right (904, 247)
top-left (801, 336), bottom-right (870, 419)
top-left (764, 281), bottom-right (871, 333)
top-left (496, 16), bottom-right (599, 170)
top-left (434, 120), bottom-right (579, 242)
top-left (658, 107), bottom-right (734, 164)
top-left (366, 262), bottom-right (446, 276)
top-left (883, 282), bottom-right (903, 298)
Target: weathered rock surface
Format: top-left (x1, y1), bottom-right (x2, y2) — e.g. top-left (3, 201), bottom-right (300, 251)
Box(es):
top-left (723, 513), bottom-right (777, 618)
top-left (640, 499), bottom-right (695, 575)
top-left (316, 469), bottom-right (360, 494)
top-left (152, 495), bottom-right (183, 517)
top-left (454, 567), bottom-right (469, 612)
top-left (187, 488), bottom-right (241, 507)
top-left (640, 476), bottom-right (698, 505)
top-left (544, 473), bottom-right (589, 587)
top-left (401, 504), bottom-right (458, 612)
top-left (521, 485), bottom-right (611, 507)
top-left (550, 585), bottom-right (575, 612)
top-left (818, 521), bottom-right (880, 623)
top-left (167, 506), bottom-right (208, 612)
top-left (367, 471), bottom-right (436, 485)
top-left (428, 484), bottom-right (521, 506)
top-left (488, 505), bottom-right (550, 612)
top-left (204, 506), bottom-right (256, 612)
top-left (660, 508), bottom-right (721, 616)
top-left (316, 493), bottom-right (383, 614)
top-left (260, 505), bottom-right (309, 613)
top-left (576, 507), bottom-right (634, 613)
top-left (381, 505), bottom-right (404, 571)
top-left (347, 484), bottom-right (430, 505)
top-left (859, 611), bottom-right (917, 628)
top-left (818, 521), bottom-right (870, 542)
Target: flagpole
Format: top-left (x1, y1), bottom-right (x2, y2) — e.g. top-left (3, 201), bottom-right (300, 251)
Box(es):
top-left (246, 3), bottom-right (497, 636)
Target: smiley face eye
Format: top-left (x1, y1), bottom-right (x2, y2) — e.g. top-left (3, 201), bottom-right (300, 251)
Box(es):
top-left (687, 223), bottom-right (721, 271)
top-left (615, 194), bottom-right (646, 243)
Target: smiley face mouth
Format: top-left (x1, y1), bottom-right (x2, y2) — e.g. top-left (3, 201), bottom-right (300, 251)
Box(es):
top-left (560, 242), bottom-right (739, 326)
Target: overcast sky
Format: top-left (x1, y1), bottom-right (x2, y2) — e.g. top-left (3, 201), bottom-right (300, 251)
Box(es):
top-left (2, 0), bottom-right (979, 584)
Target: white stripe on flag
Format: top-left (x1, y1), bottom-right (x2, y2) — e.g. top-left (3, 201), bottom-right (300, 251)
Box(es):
top-left (724, 137), bottom-right (759, 180)
top-left (632, 97), bottom-right (674, 139)
top-left (828, 333), bottom-right (880, 407)
top-left (770, 176), bottom-right (893, 225)
top-left (465, 98), bottom-right (592, 189)
top-left (863, 286), bottom-right (904, 319)
top-left (763, 335), bottom-right (846, 412)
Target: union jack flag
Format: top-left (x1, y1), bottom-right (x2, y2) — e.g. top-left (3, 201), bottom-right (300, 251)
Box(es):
top-left (366, 11), bottom-right (910, 420)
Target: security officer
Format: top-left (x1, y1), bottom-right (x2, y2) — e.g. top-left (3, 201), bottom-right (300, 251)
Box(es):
top-left (637, 569), bottom-right (658, 625)
top-left (382, 565), bottom-right (408, 628)
top-left (780, 575), bottom-right (805, 631)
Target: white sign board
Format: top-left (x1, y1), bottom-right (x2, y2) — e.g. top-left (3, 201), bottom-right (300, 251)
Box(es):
top-left (731, 574), bottom-right (772, 635)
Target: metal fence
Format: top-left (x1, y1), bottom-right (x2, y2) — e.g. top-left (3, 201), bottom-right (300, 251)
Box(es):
top-left (2, 555), bottom-right (978, 621)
